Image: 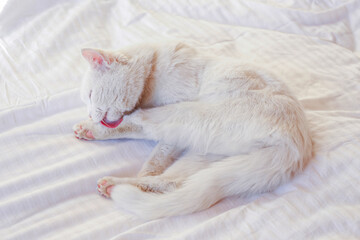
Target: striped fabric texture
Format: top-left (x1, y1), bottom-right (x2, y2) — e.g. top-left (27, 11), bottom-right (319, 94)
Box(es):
top-left (0, 0), bottom-right (360, 239)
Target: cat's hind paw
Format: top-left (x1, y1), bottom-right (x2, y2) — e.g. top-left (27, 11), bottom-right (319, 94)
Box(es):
top-left (73, 122), bottom-right (95, 140)
top-left (97, 177), bottom-right (116, 198)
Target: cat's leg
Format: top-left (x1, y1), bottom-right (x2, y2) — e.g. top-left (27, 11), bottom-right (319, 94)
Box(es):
top-left (97, 175), bottom-right (178, 197)
top-left (74, 120), bottom-right (182, 177)
top-left (97, 142), bottom-right (182, 196)
top-left (73, 101), bottom-right (205, 142)
top-left (73, 116), bottom-right (143, 141)
top-left (125, 102), bottom-right (222, 152)
top-left (138, 142), bottom-right (183, 177)
top-left (98, 153), bottom-right (221, 198)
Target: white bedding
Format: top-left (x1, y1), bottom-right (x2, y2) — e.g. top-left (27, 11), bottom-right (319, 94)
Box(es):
top-left (1, 0), bottom-right (360, 239)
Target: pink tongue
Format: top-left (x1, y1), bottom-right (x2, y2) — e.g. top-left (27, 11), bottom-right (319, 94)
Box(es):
top-left (101, 116), bottom-right (123, 128)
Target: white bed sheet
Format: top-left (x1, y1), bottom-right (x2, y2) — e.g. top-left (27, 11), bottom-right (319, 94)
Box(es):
top-left (0, 0), bottom-right (360, 239)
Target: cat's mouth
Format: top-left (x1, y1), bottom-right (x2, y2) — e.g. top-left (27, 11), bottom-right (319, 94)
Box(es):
top-left (100, 114), bottom-right (123, 128)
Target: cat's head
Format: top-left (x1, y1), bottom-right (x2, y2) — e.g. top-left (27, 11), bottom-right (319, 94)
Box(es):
top-left (80, 48), bottom-right (147, 124)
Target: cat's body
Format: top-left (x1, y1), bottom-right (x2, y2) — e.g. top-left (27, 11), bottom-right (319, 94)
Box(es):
top-left (74, 41), bottom-right (312, 219)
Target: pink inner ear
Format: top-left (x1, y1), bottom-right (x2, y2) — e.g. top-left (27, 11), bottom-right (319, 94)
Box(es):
top-left (92, 56), bottom-right (103, 65)
top-left (82, 49), bottom-right (106, 66)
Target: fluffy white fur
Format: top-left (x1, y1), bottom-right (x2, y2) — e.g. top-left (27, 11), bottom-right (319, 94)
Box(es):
top-left (73, 41), bottom-right (312, 220)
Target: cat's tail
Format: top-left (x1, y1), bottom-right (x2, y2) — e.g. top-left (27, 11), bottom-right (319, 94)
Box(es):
top-left (110, 145), bottom-right (306, 220)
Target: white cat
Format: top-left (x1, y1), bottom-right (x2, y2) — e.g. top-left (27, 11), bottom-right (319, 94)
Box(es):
top-left (73, 41), bottom-right (312, 219)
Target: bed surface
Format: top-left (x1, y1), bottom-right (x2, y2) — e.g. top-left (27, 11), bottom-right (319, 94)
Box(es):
top-left (1, 0), bottom-right (360, 239)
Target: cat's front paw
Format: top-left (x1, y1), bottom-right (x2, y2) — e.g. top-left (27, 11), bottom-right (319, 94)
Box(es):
top-left (73, 120), bottom-right (96, 140)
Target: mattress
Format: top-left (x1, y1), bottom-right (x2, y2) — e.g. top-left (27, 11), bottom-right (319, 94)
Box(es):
top-left (0, 0), bottom-right (360, 239)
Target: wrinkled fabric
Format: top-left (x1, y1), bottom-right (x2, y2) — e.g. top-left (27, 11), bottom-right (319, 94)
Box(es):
top-left (0, 0), bottom-right (360, 239)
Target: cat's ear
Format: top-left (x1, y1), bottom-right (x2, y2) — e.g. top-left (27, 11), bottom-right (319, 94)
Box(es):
top-left (81, 48), bottom-right (107, 67)
top-left (81, 48), bottom-right (128, 69)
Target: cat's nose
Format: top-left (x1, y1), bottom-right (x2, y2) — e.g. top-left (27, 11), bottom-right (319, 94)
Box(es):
top-left (89, 115), bottom-right (92, 119)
